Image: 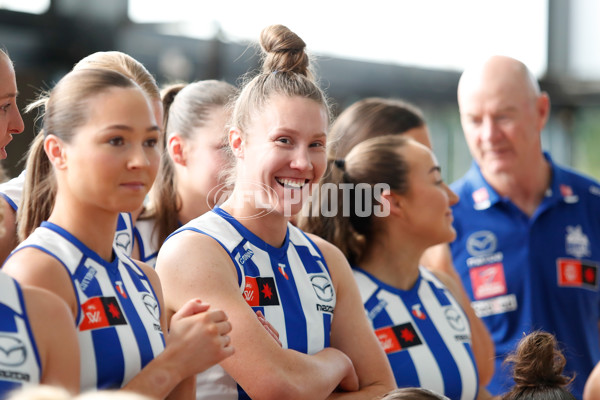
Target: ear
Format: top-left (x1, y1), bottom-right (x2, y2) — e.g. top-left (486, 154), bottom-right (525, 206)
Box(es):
top-left (229, 127), bottom-right (244, 159)
top-left (536, 92), bottom-right (551, 131)
top-left (380, 189), bottom-right (405, 218)
top-left (167, 133), bottom-right (186, 166)
top-left (44, 134), bottom-right (67, 170)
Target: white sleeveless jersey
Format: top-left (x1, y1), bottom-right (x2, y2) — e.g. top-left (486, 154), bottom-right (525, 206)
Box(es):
top-left (12, 222), bottom-right (165, 391)
top-left (132, 218), bottom-right (160, 268)
top-left (167, 207), bottom-right (336, 400)
top-left (354, 266), bottom-right (478, 400)
top-left (0, 170), bottom-right (135, 257)
top-left (0, 272), bottom-right (41, 397)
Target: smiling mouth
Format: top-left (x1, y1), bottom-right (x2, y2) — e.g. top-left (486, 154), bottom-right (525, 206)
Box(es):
top-left (276, 178), bottom-right (308, 189)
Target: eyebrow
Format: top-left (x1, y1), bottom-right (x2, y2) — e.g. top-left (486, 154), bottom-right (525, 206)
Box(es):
top-left (429, 166), bottom-right (442, 174)
top-left (0, 91), bottom-right (18, 100)
top-left (103, 124), bottom-right (161, 133)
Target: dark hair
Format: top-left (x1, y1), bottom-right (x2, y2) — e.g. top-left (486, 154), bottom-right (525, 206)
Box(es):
top-left (18, 69), bottom-right (140, 241)
top-left (501, 331), bottom-right (576, 400)
top-left (379, 387), bottom-right (449, 400)
top-left (305, 135), bottom-right (411, 264)
top-left (144, 80), bottom-right (236, 245)
top-left (298, 97), bottom-right (425, 236)
top-left (224, 24), bottom-right (330, 185)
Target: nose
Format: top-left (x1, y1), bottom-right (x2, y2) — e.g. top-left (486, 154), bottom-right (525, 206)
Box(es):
top-left (480, 117), bottom-right (500, 143)
top-left (127, 144), bottom-right (152, 169)
top-left (290, 147), bottom-right (313, 171)
top-left (9, 106), bottom-right (24, 135)
top-left (445, 184), bottom-right (459, 206)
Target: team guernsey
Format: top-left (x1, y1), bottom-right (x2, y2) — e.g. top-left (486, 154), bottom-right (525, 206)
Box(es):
top-left (0, 170), bottom-right (135, 257)
top-left (0, 273), bottom-right (41, 396)
top-left (168, 207), bottom-right (336, 400)
top-left (10, 222), bottom-right (166, 391)
top-left (353, 266), bottom-right (478, 400)
top-left (450, 153), bottom-right (600, 399)
top-left (132, 218), bottom-right (161, 268)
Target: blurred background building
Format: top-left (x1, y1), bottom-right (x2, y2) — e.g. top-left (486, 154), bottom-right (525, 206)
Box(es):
top-left (1, 0), bottom-right (599, 181)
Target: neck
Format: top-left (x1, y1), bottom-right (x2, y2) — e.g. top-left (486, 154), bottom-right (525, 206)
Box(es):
top-left (360, 231), bottom-right (422, 291)
top-left (48, 192), bottom-right (119, 261)
top-left (221, 190), bottom-right (289, 248)
top-left (483, 155), bottom-right (551, 216)
top-left (177, 188), bottom-right (211, 225)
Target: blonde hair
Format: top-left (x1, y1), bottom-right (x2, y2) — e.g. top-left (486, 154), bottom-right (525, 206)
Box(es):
top-left (6, 385), bottom-right (152, 400)
top-left (224, 24), bottom-right (330, 185)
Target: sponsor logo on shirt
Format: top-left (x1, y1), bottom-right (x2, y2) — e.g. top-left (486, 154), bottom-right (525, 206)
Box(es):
top-left (311, 275), bottom-right (334, 302)
top-left (559, 184), bottom-right (579, 203)
top-left (368, 298), bottom-right (388, 321)
top-left (444, 307), bottom-right (466, 332)
top-left (243, 277), bottom-right (280, 307)
top-left (278, 263), bottom-right (289, 280)
top-left (115, 232), bottom-right (131, 252)
top-left (471, 294), bottom-right (518, 318)
top-left (472, 187), bottom-right (491, 210)
top-left (0, 335), bottom-right (26, 367)
top-left (142, 293), bottom-right (160, 321)
top-left (470, 263), bottom-right (507, 300)
top-left (375, 323), bottom-right (422, 354)
top-left (115, 281), bottom-right (127, 299)
top-left (565, 225), bottom-right (591, 259)
top-left (590, 185), bottom-right (600, 198)
top-left (79, 266), bottom-right (97, 291)
top-left (557, 258), bottom-right (598, 290)
top-left (238, 248), bottom-right (254, 265)
top-left (466, 231), bottom-right (497, 257)
top-left (79, 296), bottom-right (127, 331)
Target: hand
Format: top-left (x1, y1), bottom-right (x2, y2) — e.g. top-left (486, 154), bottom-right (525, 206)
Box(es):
top-left (256, 310), bottom-right (282, 347)
top-left (167, 298), bottom-right (234, 377)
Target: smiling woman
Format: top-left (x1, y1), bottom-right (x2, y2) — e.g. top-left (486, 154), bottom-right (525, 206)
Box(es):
top-left (155, 24), bottom-right (395, 400)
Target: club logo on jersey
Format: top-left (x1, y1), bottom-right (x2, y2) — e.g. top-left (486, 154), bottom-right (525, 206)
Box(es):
top-left (557, 259), bottom-right (598, 290)
top-left (467, 231), bottom-right (497, 257)
top-left (278, 263), bottom-right (290, 280)
top-left (311, 275), bottom-right (334, 302)
top-left (79, 296), bottom-right (127, 331)
top-left (142, 293), bottom-right (160, 321)
top-left (0, 335), bottom-right (27, 367)
top-left (243, 277), bottom-right (280, 307)
top-left (565, 225), bottom-right (590, 259)
top-left (444, 307), bottom-right (466, 332)
top-left (115, 281), bottom-right (127, 299)
top-left (375, 323), bottom-right (422, 354)
top-left (470, 263), bottom-right (507, 300)
top-left (472, 187), bottom-right (491, 210)
top-left (559, 184), bottom-right (579, 203)
top-left (411, 304), bottom-right (426, 320)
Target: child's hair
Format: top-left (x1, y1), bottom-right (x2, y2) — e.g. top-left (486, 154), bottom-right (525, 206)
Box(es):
top-left (143, 80), bottom-right (236, 245)
top-left (304, 135), bottom-right (411, 264)
top-left (18, 69), bottom-right (140, 241)
top-left (6, 385), bottom-right (153, 400)
top-left (379, 387), bottom-right (449, 400)
top-left (224, 24), bottom-right (330, 185)
top-left (501, 331), bottom-right (576, 400)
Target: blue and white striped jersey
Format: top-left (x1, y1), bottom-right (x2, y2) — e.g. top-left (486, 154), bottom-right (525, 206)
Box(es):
top-left (0, 171), bottom-right (135, 257)
top-left (353, 266), bottom-right (478, 400)
top-left (0, 272), bottom-right (41, 397)
top-left (167, 207), bottom-right (336, 400)
top-left (132, 218), bottom-right (161, 268)
top-left (11, 222), bottom-right (165, 391)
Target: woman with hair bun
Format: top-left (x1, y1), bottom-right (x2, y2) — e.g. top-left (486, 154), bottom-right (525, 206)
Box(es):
top-left (155, 24), bottom-right (395, 399)
top-left (502, 331), bottom-right (575, 400)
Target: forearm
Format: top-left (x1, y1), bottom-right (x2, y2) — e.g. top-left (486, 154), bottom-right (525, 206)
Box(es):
top-left (121, 350), bottom-right (185, 400)
top-left (325, 380), bottom-right (393, 400)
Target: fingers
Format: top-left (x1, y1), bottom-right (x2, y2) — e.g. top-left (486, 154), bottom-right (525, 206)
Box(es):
top-left (256, 310), bottom-right (282, 347)
top-left (172, 298), bottom-right (210, 321)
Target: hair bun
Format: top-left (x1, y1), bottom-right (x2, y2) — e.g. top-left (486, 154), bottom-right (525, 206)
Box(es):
top-left (260, 24), bottom-right (310, 77)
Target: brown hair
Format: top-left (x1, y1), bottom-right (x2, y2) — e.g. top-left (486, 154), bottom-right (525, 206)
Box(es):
top-left (298, 97), bottom-right (425, 236)
top-left (501, 331), bottom-right (576, 400)
top-left (306, 135), bottom-right (411, 264)
top-left (143, 80), bottom-right (236, 246)
top-left (18, 69), bottom-right (140, 241)
top-left (224, 24), bottom-right (330, 184)
top-left (18, 52), bottom-right (159, 242)
top-left (378, 387), bottom-right (449, 400)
